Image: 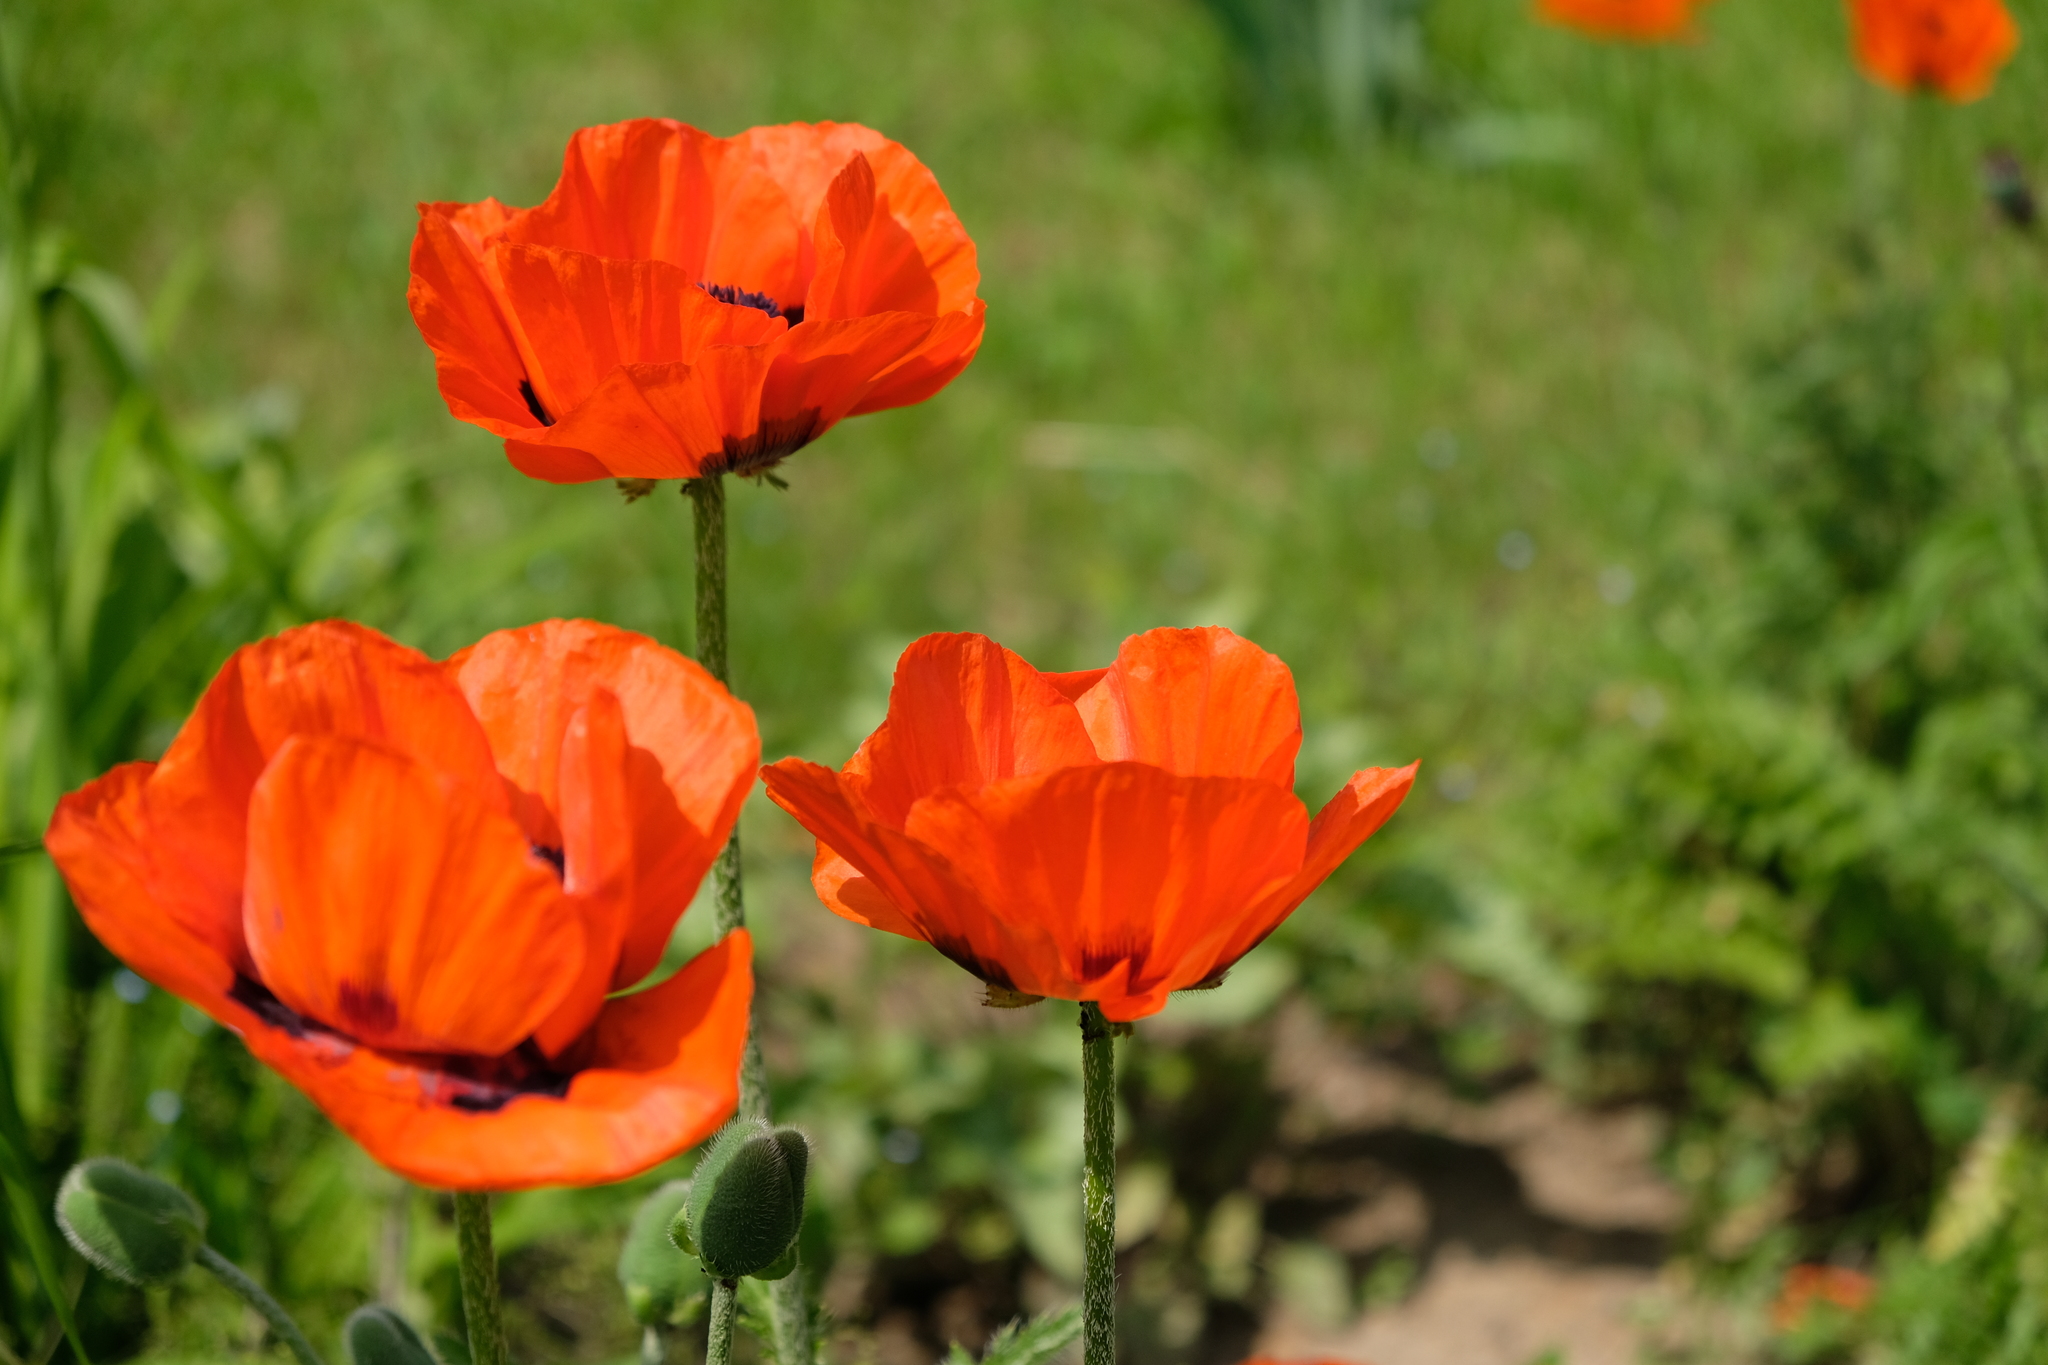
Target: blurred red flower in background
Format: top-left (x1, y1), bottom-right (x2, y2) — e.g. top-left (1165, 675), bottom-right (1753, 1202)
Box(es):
top-left (409, 118), bottom-right (984, 484)
top-left (1849, 0), bottom-right (2018, 100)
top-left (763, 627), bottom-right (1416, 1021)
top-left (1537, 0), bottom-right (1704, 41)
top-left (1772, 1264), bottom-right (1877, 1331)
top-left (46, 620), bottom-right (758, 1190)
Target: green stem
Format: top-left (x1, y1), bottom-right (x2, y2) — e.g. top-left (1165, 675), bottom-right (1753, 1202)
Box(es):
top-left (639, 1326), bottom-right (664, 1365)
top-left (705, 1279), bottom-right (738, 1365)
top-left (1080, 1003), bottom-right (1117, 1365)
top-left (686, 475), bottom-right (808, 1360)
top-left (768, 1262), bottom-right (812, 1365)
top-left (686, 475), bottom-right (767, 1117)
top-left (194, 1245), bottom-right (323, 1365)
top-left (452, 1193), bottom-right (507, 1365)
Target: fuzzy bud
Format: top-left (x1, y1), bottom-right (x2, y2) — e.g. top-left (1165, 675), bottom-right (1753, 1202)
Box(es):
top-left (54, 1158), bottom-right (206, 1286)
top-left (677, 1120), bottom-right (811, 1281)
top-left (344, 1306), bottom-right (437, 1365)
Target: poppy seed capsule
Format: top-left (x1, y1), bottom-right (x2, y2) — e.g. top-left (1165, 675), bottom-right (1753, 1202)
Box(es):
top-left (675, 1120), bottom-right (811, 1281)
top-left (620, 1179), bottom-right (705, 1325)
top-left (343, 1306), bottom-right (437, 1365)
top-left (55, 1158), bottom-right (206, 1286)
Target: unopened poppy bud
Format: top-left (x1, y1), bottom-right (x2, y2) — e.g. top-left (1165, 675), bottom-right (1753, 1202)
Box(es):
top-left (620, 1179), bottom-right (705, 1325)
top-left (55, 1158), bottom-right (206, 1286)
top-left (679, 1120), bottom-right (811, 1280)
top-left (343, 1306), bottom-right (437, 1365)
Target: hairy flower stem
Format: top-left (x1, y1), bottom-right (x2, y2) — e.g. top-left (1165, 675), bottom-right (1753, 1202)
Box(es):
top-left (195, 1245), bottom-right (324, 1365)
top-left (1080, 1003), bottom-right (1118, 1365)
top-left (452, 1193), bottom-right (508, 1365)
top-left (686, 475), bottom-right (768, 1116)
top-left (685, 475), bottom-right (813, 1364)
top-left (705, 1279), bottom-right (739, 1365)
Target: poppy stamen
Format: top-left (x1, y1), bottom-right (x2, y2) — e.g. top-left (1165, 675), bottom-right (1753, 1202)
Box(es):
top-left (519, 379), bottom-right (555, 427)
top-left (699, 282), bottom-right (803, 327)
top-left (530, 844), bottom-right (565, 878)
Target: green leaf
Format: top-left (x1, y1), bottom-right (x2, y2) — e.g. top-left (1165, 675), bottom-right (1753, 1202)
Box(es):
top-left (974, 1306), bottom-right (1080, 1365)
top-left (0, 1051), bottom-right (88, 1363)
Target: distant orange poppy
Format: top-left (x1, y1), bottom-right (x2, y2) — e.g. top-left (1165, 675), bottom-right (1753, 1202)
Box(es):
top-left (46, 620), bottom-right (759, 1190)
top-left (409, 119), bottom-right (985, 485)
top-left (1537, 0), bottom-right (1703, 41)
top-left (1849, 0), bottom-right (2018, 101)
top-left (1772, 1264), bottom-right (1876, 1330)
top-left (762, 628), bottom-right (1416, 1021)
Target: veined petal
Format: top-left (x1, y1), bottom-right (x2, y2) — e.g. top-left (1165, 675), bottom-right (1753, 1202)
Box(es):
top-left (761, 758), bottom-right (1062, 989)
top-left (241, 933), bottom-right (753, 1191)
top-left (841, 632), bottom-right (1100, 827)
top-left (47, 763), bottom-right (251, 991)
top-left (491, 243), bottom-right (784, 423)
top-left (139, 621), bottom-right (505, 967)
top-left (845, 300), bottom-right (987, 418)
top-left (448, 620), bottom-right (757, 990)
top-left (807, 153), bottom-right (942, 322)
top-left (244, 735), bottom-right (583, 1056)
top-left (901, 764), bottom-right (1307, 1019)
top-left (1073, 627), bottom-right (1301, 783)
top-left (1185, 763), bottom-right (1418, 988)
top-left (531, 688), bottom-right (636, 1058)
top-left (408, 208), bottom-right (536, 434)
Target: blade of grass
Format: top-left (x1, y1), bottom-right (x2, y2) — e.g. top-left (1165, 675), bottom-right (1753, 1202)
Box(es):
top-left (0, 1038), bottom-right (88, 1365)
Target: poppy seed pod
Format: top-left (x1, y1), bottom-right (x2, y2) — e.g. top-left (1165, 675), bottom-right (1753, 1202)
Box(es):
top-left (55, 1159), bottom-right (207, 1286)
top-left (343, 1306), bottom-right (438, 1365)
top-left (676, 1120), bottom-right (811, 1281)
top-left (620, 1179), bottom-right (705, 1326)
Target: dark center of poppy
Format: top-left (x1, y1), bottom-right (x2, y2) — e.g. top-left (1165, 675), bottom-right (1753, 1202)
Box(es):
top-left (531, 843), bottom-right (565, 878)
top-left (228, 974), bottom-right (574, 1112)
top-left (700, 281), bottom-right (804, 327)
top-left (520, 379), bottom-right (555, 427)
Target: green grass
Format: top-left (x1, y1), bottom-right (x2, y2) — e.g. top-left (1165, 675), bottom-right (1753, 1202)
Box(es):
top-left (16, 0), bottom-right (2048, 1359)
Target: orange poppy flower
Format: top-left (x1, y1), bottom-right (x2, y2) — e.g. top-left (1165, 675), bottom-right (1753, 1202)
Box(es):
top-left (761, 628), bottom-right (1416, 1022)
top-left (45, 619), bottom-right (759, 1190)
top-left (1772, 1264), bottom-right (1876, 1331)
top-left (1849, 0), bottom-right (2018, 101)
top-left (1536, 0), bottom-right (1703, 41)
top-left (409, 118), bottom-right (985, 485)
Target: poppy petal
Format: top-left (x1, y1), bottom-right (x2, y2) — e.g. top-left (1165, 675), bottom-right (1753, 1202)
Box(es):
top-left (738, 125), bottom-right (979, 314)
top-left (901, 763), bottom-right (1307, 1019)
top-left (408, 209), bottom-right (536, 435)
top-left (491, 243), bottom-right (784, 422)
top-left (46, 762), bottom-right (250, 995)
top-left (531, 687), bottom-right (637, 1057)
top-left (810, 844), bottom-right (925, 939)
top-left (447, 620), bottom-right (757, 989)
top-left (842, 632), bottom-right (1101, 827)
top-left (244, 735), bottom-right (584, 1056)
top-left (1186, 763), bottom-right (1419, 987)
top-left (845, 299), bottom-right (987, 418)
top-left (1073, 627), bottom-right (1302, 783)
top-left (138, 621), bottom-right (506, 969)
top-left (509, 119), bottom-right (724, 265)
top-left (761, 758), bottom-right (1051, 986)
top-left (240, 932), bottom-right (753, 1191)
top-left (807, 153), bottom-right (943, 321)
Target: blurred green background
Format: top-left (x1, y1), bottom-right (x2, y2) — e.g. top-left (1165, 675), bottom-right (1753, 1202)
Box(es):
top-left (10, 0), bottom-right (2048, 1361)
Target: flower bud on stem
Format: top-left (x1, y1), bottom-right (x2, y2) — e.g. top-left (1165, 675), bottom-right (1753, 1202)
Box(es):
top-left (685, 475), bottom-right (812, 1363)
top-left (56, 1159), bottom-right (323, 1365)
